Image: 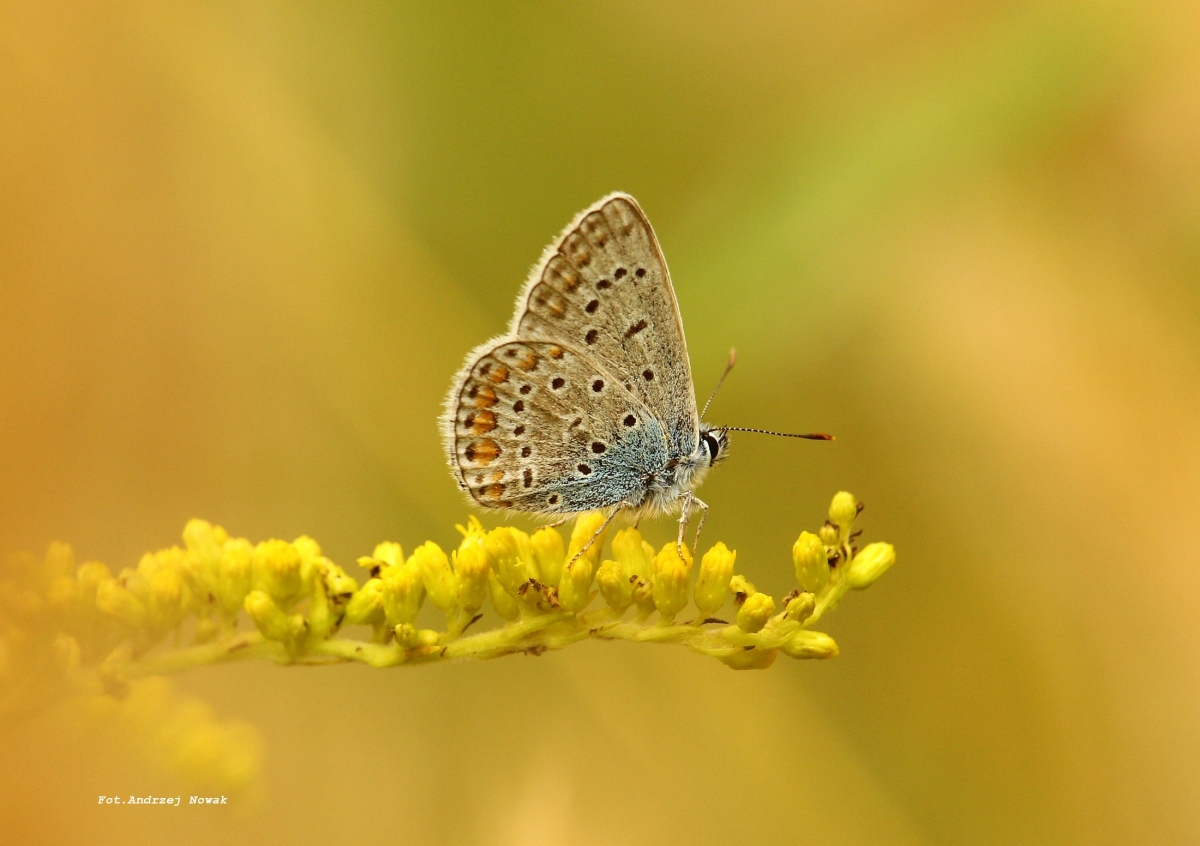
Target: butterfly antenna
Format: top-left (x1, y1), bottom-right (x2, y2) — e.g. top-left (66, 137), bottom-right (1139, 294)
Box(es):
top-left (700, 348), bottom-right (738, 419)
top-left (720, 426), bottom-right (834, 441)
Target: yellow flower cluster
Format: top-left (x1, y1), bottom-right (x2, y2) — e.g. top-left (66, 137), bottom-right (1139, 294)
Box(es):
top-left (0, 539), bottom-right (263, 794)
top-left (1, 491), bottom-right (894, 691)
top-left (0, 490), bottom-right (893, 789)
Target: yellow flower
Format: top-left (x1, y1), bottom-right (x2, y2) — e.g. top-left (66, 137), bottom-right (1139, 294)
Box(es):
top-left (484, 527), bottom-right (531, 597)
top-left (595, 560), bottom-right (632, 612)
top-left (530, 526), bottom-right (566, 587)
top-left (612, 528), bottom-right (656, 612)
top-left (95, 579), bottom-right (147, 629)
top-left (217, 538), bottom-right (254, 617)
top-left (370, 541), bottom-right (404, 569)
top-left (729, 574), bottom-right (756, 601)
top-left (343, 578), bottom-right (385, 626)
top-left (411, 541), bottom-right (456, 612)
top-left (380, 558), bottom-right (425, 626)
top-left (828, 491), bottom-right (858, 534)
top-left (783, 591), bottom-right (816, 623)
top-left (651, 542), bottom-right (693, 623)
top-left (846, 543), bottom-right (896, 589)
top-left (694, 542), bottom-right (736, 617)
top-left (792, 531), bottom-right (829, 593)
top-left (453, 531), bottom-right (490, 614)
top-left (736, 592), bottom-right (775, 633)
top-left (567, 511), bottom-right (609, 566)
top-left (782, 630), bottom-right (839, 659)
top-left (243, 590), bottom-right (294, 642)
top-left (149, 567), bottom-right (185, 630)
top-left (252, 539), bottom-right (302, 606)
top-left (488, 571), bottom-right (520, 621)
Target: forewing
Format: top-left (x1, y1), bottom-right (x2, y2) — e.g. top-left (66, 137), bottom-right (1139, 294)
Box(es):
top-left (445, 339), bottom-right (669, 513)
top-left (513, 193), bottom-right (698, 457)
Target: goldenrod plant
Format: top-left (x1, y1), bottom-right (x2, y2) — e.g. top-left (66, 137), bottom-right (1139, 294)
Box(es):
top-left (0, 491), bottom-right (892, 788)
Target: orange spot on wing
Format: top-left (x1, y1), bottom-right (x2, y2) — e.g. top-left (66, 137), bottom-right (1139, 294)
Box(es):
top-left (472, 411), bottom-right (497, 434)
top-left (518, 351), bottom-right (539, 371)
top-left (481, 483), bottom-right (506, 499)
top-left (547, 346), bottom-right (564, 359)
top-left (474, 386), bottom-right (497, 409)
top-left (488, 365), bottom-right (509, 385)
top-left (471, 439), bottom-right (500, 464)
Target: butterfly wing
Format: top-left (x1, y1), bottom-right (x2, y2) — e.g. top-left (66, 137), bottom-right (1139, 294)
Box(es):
top-left (511, 193), bottom-right (699, 458)
top-left (444, 338), bottom-right (670, 513)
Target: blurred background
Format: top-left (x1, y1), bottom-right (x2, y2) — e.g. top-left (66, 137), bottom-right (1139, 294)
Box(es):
top-left (2, 1), bottom-right (1199, 843)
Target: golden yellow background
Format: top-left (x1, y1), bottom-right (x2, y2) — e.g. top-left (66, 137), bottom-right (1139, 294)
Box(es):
top-left (3, 2), bottom-right (1199, 843)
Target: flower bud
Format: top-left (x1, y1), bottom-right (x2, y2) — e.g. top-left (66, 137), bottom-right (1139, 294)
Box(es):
top-left (729, 574), bottom-right (756, 603)
top-left (736, 592), bottom-right (775, 632)
top-left (181, 521), bottom-right (225, 599)
top-left (394, 623), bottom-right (440, 649)
top-left (306, 570), bottom-right (335, 640)
top-left (557, 556), bottom-right (597, 613)
top-left (182, 519), bottom-right (225, 565)
top-left (530, 527), bottom-right (565, 587)
top-left (380, 559), bottom-right (425, 626)
top-left (694, 543), bottom-right (736, 617)
top-left (411, 542), bottom-right (457, 611)
top-left (568, 511), bottom-right (609, 566)
top-left (829, 491), bottom-right (858, 531)
top-left (818, 523), bottom-right (839, 546)
top-left (343, 578), bottom-right (385, 626)
top-left (720, 647), bottom-right (778, 670)
top-left (792, 531), bottom-right (829, 593)
top-left (846, 542), bottom-right (895, 589)
top-left (253, 539), bottom-right (302, 606)
top-left (46, 576), bottom-right (79, 615)
top-left (217, 538), bottom-right (254, 616)
top-left (651, 543), bottom-right (693, 622)
top-left (488, 571), bottom-right (520, 621)
top-left (484, 528), bottom-right (531, 596)
top-left (149, 567), bottom-right (185, 629)
top-left (292, 535), bottom-right (323, 592)
top-left (781, 630), bottom-right (839, 659)
top-left (324, 566), bottom-right (358, 600)
top-left (76, 561), bottom-right (112, 606)
top-left (371, 541), bottom-right (404, 568)
top-left (453, 533), bottom-right (490, 613)
top-left (96, 579), bottom-right (147, 629)
top-left (612, 528), bottom-right (652, 578)
top-left (783, 591), bottom-right (816, 623)
top-left (244, 590), bottom-right (292, 641)
top-left (595, 560), bottom-right (632, 612)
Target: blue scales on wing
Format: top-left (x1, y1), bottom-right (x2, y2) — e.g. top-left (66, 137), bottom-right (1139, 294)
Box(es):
top-left (449, 340), bottom-right (668, 513)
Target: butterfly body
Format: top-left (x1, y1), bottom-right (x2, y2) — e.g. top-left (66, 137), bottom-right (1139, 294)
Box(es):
top-left (442, 193), bottom-right (727, 537)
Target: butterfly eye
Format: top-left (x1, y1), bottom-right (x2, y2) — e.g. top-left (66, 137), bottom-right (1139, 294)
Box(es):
top-left (702, 432), bottom-right (722, 465)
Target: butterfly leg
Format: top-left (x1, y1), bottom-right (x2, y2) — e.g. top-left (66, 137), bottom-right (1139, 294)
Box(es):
top-left (544, 515), bottom-right (573, 529)
top-left (565, 507), bottom-right (621, 570)
top-left (675, 493), bottom-right (694, 560)
top-left (689, 496), bottom-right (710, 556)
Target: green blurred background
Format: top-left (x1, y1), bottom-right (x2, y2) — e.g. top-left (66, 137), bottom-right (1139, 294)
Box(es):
top-left (3, 2), bottom-right (1199, 843)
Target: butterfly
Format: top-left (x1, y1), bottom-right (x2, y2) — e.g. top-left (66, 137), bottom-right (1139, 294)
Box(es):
top-left (442, 193), bottom-right (828, 558)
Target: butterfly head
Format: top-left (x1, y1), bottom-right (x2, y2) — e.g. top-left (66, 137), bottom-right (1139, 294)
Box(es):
top-left (699, 424), bottom-right (729, 468)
